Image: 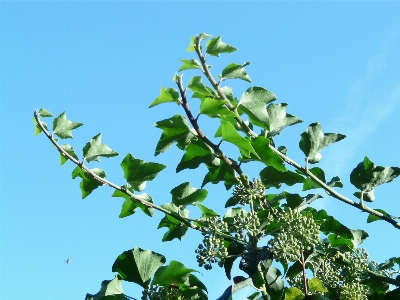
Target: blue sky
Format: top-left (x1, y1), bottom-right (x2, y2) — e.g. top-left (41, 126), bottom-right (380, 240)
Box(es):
top-left (1, 1), bottom-right (400, 299)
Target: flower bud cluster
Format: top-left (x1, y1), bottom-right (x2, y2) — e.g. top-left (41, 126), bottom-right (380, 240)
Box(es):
top-left (195, 217), bottom-right (229, 270)
top-left (268, 208), bottom-right (320, 263)
top-left (232, 178), bottom-right (266, 206)
top-left (340, 282), bottom-right (369, 300)
top-left (141, 284), bottom-right (182, 300)
top-left (231, 210), bottom-right (263, 241)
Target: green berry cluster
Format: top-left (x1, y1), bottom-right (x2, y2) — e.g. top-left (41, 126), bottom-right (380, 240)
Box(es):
top-left (231, 210), bottom-right (263, 241)
top-left (141, 284), bottom-right (182, 300)
top-left (195, 217), bottom-right (229, 270)
top-left (268, 208), bottom-right (320, 263)
top-left (340, 282), bottom-right (369, 300)
top-left (232, 178), bottom-right (265, 206)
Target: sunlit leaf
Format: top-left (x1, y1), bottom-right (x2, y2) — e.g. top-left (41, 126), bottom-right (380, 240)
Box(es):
top-left (308, 278), bottom-right (328, 293)
top-left (82, 133), bottom-right (119, 163)
top-left (327, 176), bottom-right (343, 188)
top-left (249, 136), bottom-right (286, 171)
top-left (178, 58), bottom-right (202, 71)
top-left (112, 247), bottom-right (165, 288)
top-left (171, 182), bottom-right (208, 206)
top-left (302, 167), bottom-right (325, 191)
top-left (199, 97), bottom-right (236, 118)
top-left (206, 36), bottom-right (237, 57)
top-left (52, 112), bottom-right (83, 139)
top-left (188, 76), bottom-right (213, 97)
top-left (154, 115), bottom-right (196, 155)
top-left (85, 275), bottom-right (125, 300)
top-left (72, 167), bottom-right (105, 199)
top-left (221, 62), bottom-right (251, 83)
top-left (196, 203), bottom-right (219, 218)
top-left (284, 287), bottom-right (304, 300)
top-left (152, 260), bottom-right (197, 287)
top-left (112, 188), bottom-right (154, 218)
top-left (120, 154), bottom-right (166, 191)
top-left (149, 87), bottom-right (180, 108)
top-left (59, 144), bottom-right (79, 165)
top-left (39, 107), bottom-right (54, 117)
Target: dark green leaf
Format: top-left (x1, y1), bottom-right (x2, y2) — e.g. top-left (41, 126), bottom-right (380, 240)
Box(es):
top-left (302, 167), bottom-right (325, 191)
top-left (112, 188), bottom-right (154, 218)
top-left (202, 160), bottom-right (239, 189)
top-left (152, 260), bottom-right (197, 286)
top-left (154, 114), bottom-right (196, 155)
top-left (196, 203), bottom-right (219, 218)
top-left (178, 58), bottom-right (202, 71)
top-left (246, 292), bottom-right (260, 300)
top-left (158, 203), bottom-right (189, 241)
top-left (120, 154), bottom-right (166, 191)
top-left (327, 176), bottom-right (343, 188)
top-left (221, 62), bottom-right (251, 83)
top-left (183, 273), bottom-right (208, 292)
top-left (286, 261), bottom-right (303, 279)
top-left (52, 112), bottom-right (83, 139)
top-left (367, 209), bottom-right (392, 223)
top-left (350, 156), bottom-right (400, 193)
top-left (85, 275), bottom-right (125, 300)
top-left (149, 87), bottom-right (180, 108)
top-left (199, 97), bottom-right (236, 118)
top-left (206, 36), bottom-right (237, 57)
top-left (299, 122), bottom-right (345, 160)
top-left (39, 107), bottom-right (54, 117)
top-left (264, 266), bottom-right (284, 299)
top-left (286, 194), bottom-right (322, 210)
top-left (250, 136), bottom-right (286, 171)
top-left (176, 139), bottom-right (219, 173)
top-left (308, 278), bottom-right (328, 293)
top-left (188, 76), bottom-right (213, 96)
top-left (220, 117), bottom-right (258, 158)
top-left (112, 247), bottom-right (166, 288)
top-left (59, 144), bottom-right (79, 165)
top-left (260, 167), bottom-right (304, 189)
top-left (82, 133), bottom-right (119, 163)
top-left (171, 182), bottom-right (208, 206)
top-left (72, 167), bottom-right (105, 199)
top-left (353, 190), bottom-right (375, 202)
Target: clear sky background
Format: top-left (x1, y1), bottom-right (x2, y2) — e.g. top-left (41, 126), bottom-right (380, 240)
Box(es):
top-left (1, 1), bottom-right (400, 299)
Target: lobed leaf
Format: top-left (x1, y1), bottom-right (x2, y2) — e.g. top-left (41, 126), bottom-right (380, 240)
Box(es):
top-left (206, 36), bottom-right (237, 57)
top-left (112, 247), bottom-right (166, 288)
top-left (188, 76), bottom-right (214, 97)
top-left (149, 87), bottom-right (180, 108)
top-left (249, 136), bottom-right (286, 171)
top-left (112, 188), bottom-right (154, 218)
top-left (284, 287), bottom-right (304, 300)
top-left (152, 260), bottom-right (197, 286)
top-left (196, 203), bottom-right (219, 218)
top-left (52, 112), bottom-right (83, 139)
top-left (33, 118), bottom-right (48, 136)
top-left (202, 160), bottom-right (239, 189)
top-left (301, 167), bottom-right (325, 191)
top-left (120, 154), bottom-right (166, 191)
top-left (221, 62), bottom-right (251, 83)
top-left (170, 182), bottom-right (208, 207)
top-left (178, 58), bottom-right (202, 71)
top-left (82, 133), bottom-right (119, 163)
top-left (38, 107), bottom-right (54, 118)
top-left (260, 166), bottom-right (304, 189)
top-left (158, 203), bottom-right (189, 241)
top-left (59, 144), bottom-right (79, 165)
top-left (72, 167), bottom-right (105, 199)
top-left (199, 97), bottom-right (236, 118)
top-left (85, 275), bottom-right (125, 300)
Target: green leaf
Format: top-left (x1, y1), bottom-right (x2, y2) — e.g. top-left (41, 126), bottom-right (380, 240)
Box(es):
top-left (350, 156), bottom-right (400, 193)
top-left (249, 136), bottom-right (286, 171)
top-left (39, 107), bottom-right (54, 117)
top-left (206, 36), bottom-right (237, 57)
top-left (327, 176), bottom-right (343, 188)
top-left (170, 182), bottom-right (208, 207)
top-left (186, 36), bottom-right (196, 52)
top-left (188, 76), bottom-right (213, 96)
top-left (72, 167), bottom-right (105, 199)
top-left (202, 160), bottom-right (239, 189)
top-left (264, 103), bottom-right (302, 135)
top-left (178, 58), bottom-right (202, 71)
top-left (299, 122), bottom-right (345, 160)
top-left (367, 208), bottom-right (393, 223)
top-left (302, 167), bottom-right (325, 191)
top-left (176, 138), bottom-right (219, 173)
top-left (224, 207), bottom-right (247, 224)
top-left (158, 203), bottom-right (189, 241)
top-left (260, 167), bottom-right (304, 189)
top-left (284, 287), bottom-right (304, 300)
top-left (154, 115), bottom-right (196, 156)
top-left (286, 193), bottom-right (322, 210)
top-left (199, 97), bottom-right (236, 118)
top-left (82, 133), bottom-right (119, 163)
top-left (264, 266), bottom-right (284, 299)
top-left (33, 118), bottom-right (48, 136)
top-left (183, 273), bottom-right (208, 292)
top-left (149, 87), bottom-right (180, 108)
top-left (152, 260), bottom-right (197, 286)
top-left (52, 112), bottom-right (83, 139)
top-left (59, 144), bottom-right (79, 165)
top-left (112, 188), bottom-right (154, 218)
top-left (308, 278), bottom-right (328, 293)
top-left (246, 292), bottom-right (260, 300)
top-left (220, 118), bottom-right (258, 158)
top-left (112, 247), bottom-right (166, 288)
top-left (85, 275), bottom-right (125, 300)
top-left (120, 154), bottom-right (166, 191)
top-left (196, 203), bottom-right (219, 218)
top-left (221, 62), bottom-right (251, 83)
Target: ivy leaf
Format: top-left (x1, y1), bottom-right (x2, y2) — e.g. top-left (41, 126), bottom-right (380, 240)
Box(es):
top-left (327, 176), bottom-right (343, 188)
top-left (350, 156), bottom-right (400, 193)
top-left (154, 115), bottom-right (196, 156)
top-left (33, 118), bottom-right (48, 136)
top-left (220, 118), bottom-right (258, 158)
top-left (171, 182), bottom-right (208, 207)
top-left (302, 167), bottom-right (325, 191)
top-left (264, 266), bottom-right (284, 299)
top-left (120, 154), bottom-right (166, 191)
top-left (221, 62), bottom-right (251, 83)
top-left (112, 247), bottom-right (166, 288)
top-left (59, 144), bottom-right (79, 165)
top-left (264, 103), bottom-right (302, 135)
top-left (85, 275), bottom-right (125, 300)
top-left (82, 133), bottom-right (119, 163)
top-left (308, 278), bottom-right (328, 293)
top-left (260, 167), bottom-right (304, 189)
top-left (38, 107), bottom-right (54, 117)
top-left (72, 167), bottom-right (105, 199)
top-left (206, 36), bottom-right (237, 57)
top-left (176, 139), bottom-right (219, 173)
top-left (52, 112), bottom-right (83, 139)
top-left (202, 160), bottom-right (239, 189)
top-left (158, 203), bottom-right (189, 241)
top-left (196, 203), bottom-right (219, 218)
top-left (299, 122), bottom-right (346, 161)
top-left (199, 98), bottom-right (236, 118)
top-left (188, 76), bottom-right (213, 97)
top-left (152, 260), bottom-right (197, 286)
top-left (112, 188), bottom-right (154, 218)
top-left (178, 58), bottom-right (202, 71)
top-left (249, 136), bottom-right (286, 171)
top-left (284, 287), bottom-right (304, 300)
top-left (149, 87), bottom-right (180, 108)
top-left (367, 209), bottom-right (396, 223)
top-left (286, 193), bottom-right (322, 210)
